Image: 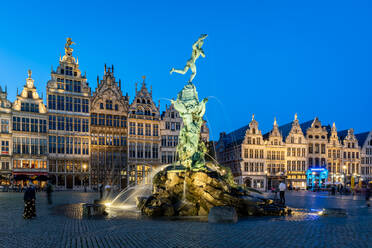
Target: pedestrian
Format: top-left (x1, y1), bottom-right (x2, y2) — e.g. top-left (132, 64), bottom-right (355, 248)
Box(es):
top-left (366, 183), bottom-right (371, 207)
top-left (279, 181), bottom-right (286, 205)
top-left (99, 183), bottom-right (104, 200)
top-left (23, 183), bottom-right (36, 219)
top-left (46, 181), bottom-right (53, 205)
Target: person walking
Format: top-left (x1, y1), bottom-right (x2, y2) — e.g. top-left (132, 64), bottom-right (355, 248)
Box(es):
top-left (366, 183), bottom-right (371, 207)
top-left (279, 181), bottom-right (286, 205)
top-left (46, 181), bottom-right (53, 205)
top-left (23, 183), bottom-right (36, 219)
top-left (99, 183), bottom-right (104, 200)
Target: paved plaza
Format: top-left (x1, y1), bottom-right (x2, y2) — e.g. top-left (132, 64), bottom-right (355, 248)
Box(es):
top-left (0, 191), bottom-right (371, 248)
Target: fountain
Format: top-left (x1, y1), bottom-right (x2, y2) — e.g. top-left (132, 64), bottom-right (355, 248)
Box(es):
top-left (135, 35), bottom-right (290, 219)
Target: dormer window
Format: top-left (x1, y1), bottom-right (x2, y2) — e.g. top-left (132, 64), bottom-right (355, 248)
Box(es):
top-left (137, 99), bottom-right (140, 103)
top-left (66, 66), bottom-right (73, 76)
top-left (28, 91), bottom-right (33, 98)
top-left (142, 99), bottom-right (146, 104)
top-left (100, 103), bottom-right (104, 109)
top-left (106, 100), bottom-right (113, 110)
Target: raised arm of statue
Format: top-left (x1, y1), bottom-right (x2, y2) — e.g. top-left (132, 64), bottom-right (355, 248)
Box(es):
top-left (171, 99), bottom-right (188, 114)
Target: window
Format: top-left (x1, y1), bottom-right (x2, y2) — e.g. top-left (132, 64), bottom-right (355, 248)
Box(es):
top-left (66, 137), bottom-right (73, 154)
top-left (137, 123), bottom-right (143, 135)
top-left (1, 141), bottom-right (9, 154)
top-left (106, 100), bottom-right (113, 110)
top-left (39, 119), bottom-right (46, 133)
top-left (66, 96), bottom-right (73, 111)
top-left (152, 144), bottom-right (158, 158)
top-left (153, 124), bottom-right (159, 136)
top-left (315, 144), bottom-right (319, 153)
top-left (74, 118), bottom-right (81, 132)
top-left (166, 122), bottom-right (170, 130)
top-left (115, 104), bottom-right (118, 111)
top-left (66, 66), bottom-right (73, 76)
top-left (121, 116), bottom-right (126, 128)
top-left (287, 148), bottom-right (291, 156)
top-left (176, 123), bottom-right (180, 130)
top-left (130, 122), bottom-right (136, 135)
top-left (162, 136), bottom-right (167, 147)
top-left (82, 138), bottom-right (89, 155)
top-left (49, 136), bottom-right (56, 154)
top-left (91, 114), bottom-right (97, 126)
top-left (65, 117), bottom-right (73, 131)
top-left (99, 114), bottom-right (105, 125)
top-left (57, 95), bottom-right (65, 110)
top-left (82, 119), bottom-right (89, 132)
top-left (145, 144), bottom-right (151, 158)
top-left (22, 118), bottom-right (29, 132)
top-left (137, 143), bottom-right (143, 158)
top-left (244, 162), bottom-right (249, 172)
top-left (145, 124), bottom-right (151, 136)
top-left (57, 136), bottom-right (65, 154)
top-left (167, 136), bottom-right (173, 147)
top-left (321, 144), bottom-right (326, 154)
top-left (106, 115), bottom-right (112, 126)
top-left (1, 119), bottom-right (9, 133)
top-left (13, 117), bottom-right (21, 131)
top-left (57, 116), bottom-right (64, 130)
top-left (113, 116), bottom-right (120, 127)
top-left (30, 119), bottom-right (38, 132)
top-left (48, 94), bottom-right (56, 110)
top-left (100, 103), bottom-right (104, 109)
top-left (120, 136), bottom-right (126, 146)
top-left (244, 149), bottom-right (248, 158)
top-left (74, 138), bottom-right (81, 154)
top-left (73, 80), bottom-right (81, 92)
top-left (129, 143), bottom-right (136, 158)
top-left (65, 79), bottom-right (72, 91)
top-left (74, 98), bottom-right (81, 112)
top-left (82, 99), bottom-right (89, 113)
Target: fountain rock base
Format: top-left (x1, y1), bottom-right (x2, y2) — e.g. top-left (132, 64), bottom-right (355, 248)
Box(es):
top-left (139, 167), bottom-right (289, 217)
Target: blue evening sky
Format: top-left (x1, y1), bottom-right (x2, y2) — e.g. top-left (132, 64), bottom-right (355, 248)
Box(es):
top-left (0, 0), bottom-right (371, 140)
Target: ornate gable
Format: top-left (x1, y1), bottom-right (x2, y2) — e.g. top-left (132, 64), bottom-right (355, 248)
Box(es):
top-left (0, 86), bottom-right (11, 112)
top-left (129, 76), bottom-right (160, 117)
top-left (91, 65), bottom-right (128, 113)
top-left (285, 113), bottom-right (305, 143)
top-left (13, 70), bottom-right (47, 114)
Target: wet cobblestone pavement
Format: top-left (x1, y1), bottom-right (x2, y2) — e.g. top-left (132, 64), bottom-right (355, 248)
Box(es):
top-left (0, 191), bottom-right (371, 248)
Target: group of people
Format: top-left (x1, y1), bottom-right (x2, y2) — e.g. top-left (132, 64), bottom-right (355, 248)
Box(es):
top-left (23, 181), bottom-right (53, 219)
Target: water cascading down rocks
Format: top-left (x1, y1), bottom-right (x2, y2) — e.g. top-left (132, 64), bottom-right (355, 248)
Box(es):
top-left (139, 34), bottom-right (289, 218)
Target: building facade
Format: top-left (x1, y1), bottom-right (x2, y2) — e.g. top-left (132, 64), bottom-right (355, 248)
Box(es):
top-left (0, 86), bottom-right (12, 185)
top-left (12, 71), bottom-right (48, 187)
top-left (285, 114), bottom-right (307, 189)
top-left (327, 123), bottom-right (343, 183)
top-left (358, 131), bottom-right (372, 181)
top-left (90, 65), bottom-right (128, 189)
top-left (240, 115), bottom-right (266, 190)
top-left (47, 40), bottom-right (91, 189)
top-left (339, 128), bottom-right (361, 183)
top-left (127, 78), bottom-right (161, 186)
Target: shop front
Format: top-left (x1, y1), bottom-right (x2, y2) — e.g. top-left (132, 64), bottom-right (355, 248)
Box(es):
top-left (306, 167), bottom-right (328, 190)
top-left (12, 171), bottom-right (49, 189)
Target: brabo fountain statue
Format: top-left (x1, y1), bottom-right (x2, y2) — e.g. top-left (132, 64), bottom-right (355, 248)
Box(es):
top-left (138, 35), bottom-right (290, 219)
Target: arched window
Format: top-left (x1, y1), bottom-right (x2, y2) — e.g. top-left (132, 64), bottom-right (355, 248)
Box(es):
top-left (137, 99), bottom-right (140, 103)
top-left (147, 99), bottom-right (151, 104)
top-left (142, 99), bottom-right (146, 104)
top-left (309, 135), bottom-right (313, 139)
top-left (252, 128), bottom-right (256, 134)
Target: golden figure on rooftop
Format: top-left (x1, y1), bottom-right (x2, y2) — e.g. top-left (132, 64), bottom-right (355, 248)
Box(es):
top-left (64, 37), bottom-right (75, 56)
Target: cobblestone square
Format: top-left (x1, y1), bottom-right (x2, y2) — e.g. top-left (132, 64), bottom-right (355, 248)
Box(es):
top-left (0, 191), bottom-right (371, 248)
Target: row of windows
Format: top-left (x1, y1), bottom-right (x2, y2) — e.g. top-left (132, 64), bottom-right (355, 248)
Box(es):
top-left (362, 157), bottom-right (372, 165)
top-left (361, 166), bottom-right (372, 175)
top-left (161, 136), bottom-right (178, 147)
top-left (243, 149), bottom-right (264, 159)
top-left (267, 151), bottom-right (285, 160)
top-left (56, 77), bottom-right (81, 92)
top-left (287, 136), bottom-right (303, 144)
top-left (166, 111), bottom-right (178, 119)
top-left (99, 100), bottom-right (120, 111)
top-left (49, 136), bottom-right (89, 155)
top-left (128, 143), bottom-right (159, 159)
top-left (366, 148), bottom-right (372, 155)
top-left (91, 114), bottom-right (126, 127)
top-left (48, 160), bottom-right (89, 173)
top-left (13, 160), bottom-right (47, 169)
top-left (309, 158), bottom-right (326, 166)
top-left (161, 151), bottom-right (177, 164)
top-left (309, 143), bottom-right (326, 154)
top-left (243, 162), bottom-right (264, 172)
top-left (287, 160), bottom-right (306, 171)
top-left (267, 164), bottom-right (285, 174)
top-left (129, 122), bottom-right (159, 136)
top-left (13, 138), bottom-right (47, 155)
top-left (308, 135), bottom-right (326, 139)
top-left (13, 117), bottom-right (47, 133)
top-left (49, 116), bottom-right (88, 132)
top-left (246, 137), bottom-right (261, 145)
top-left (91, 134), bottom-right (126, 146)
top-left (287, 147), bottom-right (306, 157)
top-left (165, 122), bottom-right (181, 131)
top-left (48, 95), bottom-right (89, 113)
top-left (21, 102), bottom-right (39, 113)
top-left (343, 151), bottom-right (359, 159)
top-left (328, 149), bottom-right (341, 159)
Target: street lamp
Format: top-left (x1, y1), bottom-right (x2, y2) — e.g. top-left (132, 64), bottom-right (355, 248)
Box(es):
top-left (264, 170), bottom-right (268, 192)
